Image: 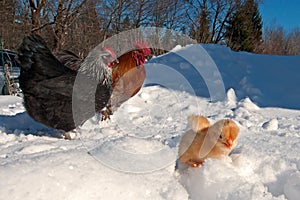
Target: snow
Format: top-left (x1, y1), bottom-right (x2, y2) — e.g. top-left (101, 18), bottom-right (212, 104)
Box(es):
top-left (150, 44), bottom-right (300, 109)
top-left (1, 44), bottom-right (300, 199)
top-left (262, 118), bottom-right (279, 131)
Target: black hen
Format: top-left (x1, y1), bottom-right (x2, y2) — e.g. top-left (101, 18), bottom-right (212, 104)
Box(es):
top-left (17, 34), bottom-right (116, 132)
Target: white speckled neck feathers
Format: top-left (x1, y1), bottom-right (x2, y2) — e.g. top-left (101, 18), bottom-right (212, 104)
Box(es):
top-left (78, 48), bottom-right (112, 85)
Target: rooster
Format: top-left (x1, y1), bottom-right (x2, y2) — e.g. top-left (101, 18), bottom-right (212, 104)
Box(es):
top-left (17, 34), bottom-right (117, 135)
top-left (54, 42), bottom-right (151, 120)
top-left (178, 115), bottom-right (239, 169)
top-left (101, 41), bottom-right (151, 120)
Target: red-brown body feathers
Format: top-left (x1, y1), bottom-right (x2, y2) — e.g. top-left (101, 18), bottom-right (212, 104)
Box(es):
top-left (101, 42), bottom-right (151, 120)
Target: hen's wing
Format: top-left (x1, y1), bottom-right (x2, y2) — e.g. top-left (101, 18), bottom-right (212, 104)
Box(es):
top-left (54, 50), bottom-right (82, 71)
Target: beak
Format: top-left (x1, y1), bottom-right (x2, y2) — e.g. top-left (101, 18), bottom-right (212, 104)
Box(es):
top-left (224, 139), bottom-right (233, 148)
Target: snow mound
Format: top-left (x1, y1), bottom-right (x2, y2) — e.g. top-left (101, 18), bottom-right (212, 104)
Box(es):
top-left (170, 45), bottom-right (183, 52)
top-left (262, 118), bottom-right (279, 131)
top-left (238, 97), bottom-right (260, 110)
top-left (226, 88), bottom-right (237, 107)
top-left (179, 156), bottom-right (283, 200)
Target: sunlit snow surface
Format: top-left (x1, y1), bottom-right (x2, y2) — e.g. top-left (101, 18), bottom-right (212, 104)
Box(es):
top-left (1, 44), bottom-right (300, 199)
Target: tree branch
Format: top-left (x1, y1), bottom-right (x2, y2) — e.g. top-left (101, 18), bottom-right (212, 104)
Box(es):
top-left (31, 21), bottom-right (55, 32)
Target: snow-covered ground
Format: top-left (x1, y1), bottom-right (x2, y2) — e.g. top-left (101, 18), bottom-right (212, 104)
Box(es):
top-left (1, 44), bottom-right (300, 199)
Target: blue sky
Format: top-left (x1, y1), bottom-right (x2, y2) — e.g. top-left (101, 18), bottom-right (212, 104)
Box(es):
top-left (259, 0), bottom-right (300, 31)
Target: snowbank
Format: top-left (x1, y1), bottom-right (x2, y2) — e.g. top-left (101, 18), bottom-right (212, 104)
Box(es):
top-left (148, 44), bottom-right (300, 109)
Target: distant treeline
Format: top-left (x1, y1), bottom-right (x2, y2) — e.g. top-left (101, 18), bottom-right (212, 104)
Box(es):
top-left (0, 0), bottom-right (299, 56)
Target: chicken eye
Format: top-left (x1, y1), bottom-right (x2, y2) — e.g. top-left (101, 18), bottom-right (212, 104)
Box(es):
top-left (219, 134), bottom-right (223, 139)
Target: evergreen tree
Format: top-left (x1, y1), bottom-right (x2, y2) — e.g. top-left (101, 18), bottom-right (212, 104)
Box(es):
top-left (225, 0), bottom-right (263, 52)
top-left (197, 5), bottom-right (211, 43)
top-left (189, 2), bottom-right (211, 43)
top-left (122, 16), bottom-right (132, 31)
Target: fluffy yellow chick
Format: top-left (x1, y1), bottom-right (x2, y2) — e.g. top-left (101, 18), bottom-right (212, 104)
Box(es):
top-left (178, 115), bottom-right (239, 168)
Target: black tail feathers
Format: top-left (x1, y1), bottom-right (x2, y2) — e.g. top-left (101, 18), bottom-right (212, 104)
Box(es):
top-left (17, 34), bottom-right (51, 70)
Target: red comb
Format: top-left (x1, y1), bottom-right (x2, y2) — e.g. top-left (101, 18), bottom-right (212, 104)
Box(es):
top-left (133, 41), bottom-right (151, 56)
top-left (103, 46), bottom-right (114, 53)
top-left (103, 46), bottom-right (117, 59)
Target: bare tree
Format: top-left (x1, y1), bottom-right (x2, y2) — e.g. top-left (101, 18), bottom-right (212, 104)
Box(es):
top-left (28, 0), bottom-right (47, 34)
top-left (210, 0), bottom-right (243, 43)
top-left (260, 24), bottom-right (300, 55)
top-left (262, 25), bottom-right (285, 55)
top-left (65, 0), bottom-right (101, 57)
top-left (0, 0), bottom-right (24, 50)
top-left (97, 0), bottom-right (131, 40)
top-left (285, 28), bottom-right (300, 55)
top-left (50, 0), bottom-right (88, 50)
top-left (19, 0), bottom-right (87, 50)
